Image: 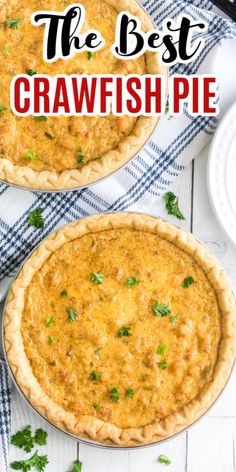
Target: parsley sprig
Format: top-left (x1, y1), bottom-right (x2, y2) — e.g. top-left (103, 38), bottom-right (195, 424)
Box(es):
top-left (117, 326), bottom-right (131, 337)
top-left (87, 51), bottom-right (95, 60)
top-left (90, 272), bottom-right (103, 284)
top-left (67, 307), bottom-right (78, 322)
top-left (152, 302), bottom-right (171, 317)
top-left (0, 104), bottom-right (7, 116)
top-left (182, 276), bottom-right (194, 288)
top-left (11, 426), bottom-right (47, 453)
top-left (156, 343), bottom-right (166, 355)
top-left (109, 388), bottom-right (120, 402)
top-left (126, 388), bottom-right (134, 398)
top-left (27, 69), bottom-right (37, 76)
top-left (164, 191), bottom-right (185, 220)
top-left (127, 277), bottom-right (141, 288)
top-left (28, 208), bottom-right (44, 229)
top-left (69, 460), bottom-right (82, 472)
top-left (5, 18), bottom-right (21, 29)
top-left (10, 450), bottom-right (48, 471)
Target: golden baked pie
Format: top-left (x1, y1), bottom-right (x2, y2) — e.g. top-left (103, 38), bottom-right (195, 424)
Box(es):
top-left (0, 0), bottom-right (166, 190)
top-left (4, 213), bottom-right (236, 446)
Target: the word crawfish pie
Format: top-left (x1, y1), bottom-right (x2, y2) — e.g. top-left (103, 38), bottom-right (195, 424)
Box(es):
top-left (4, 213), bottom-right (236, 446)
top-left (0, 0), bottom-right (166, 190)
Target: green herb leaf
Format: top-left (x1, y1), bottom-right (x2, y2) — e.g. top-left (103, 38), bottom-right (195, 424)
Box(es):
top-left (156, 343), bottom-right (166, 355)
top-left (117, 326), bottom-right (131, 338)
top-left (90, 272), bottom-right (103, 284)
top-left (5, 19), bottom-right (21, 29)
top-left (48, 335), bottom-right (57, 345)
top-left (0, 104), bottom-right (7, 116)
top-left (25, 150), bottom-right (38, 161)
top-left (67, 307), bottom-right (78, 322)
top-left (93, 402), bottom-right (101, 409)
top-left (158, 360), bottom-right (168, 370)
top-left (94, 347), bottom-right (103, 356)
top-left (152, 302), bottom-right (171, 317)
top-left (44, 316), bottom-right (55, 327)
top-left (11, 426), bottom-right (34, 453)
top-left (76, 148), bottom-right (87, 164)
top-left (126, 388), bottom-right (134, 398)
top-left (88, 51), bottom-right (95, 60)
top-left (158, 454), bottom-right (171, 465)
top-left (34, 116), bottom-right (47, 122)
top-left (170, 315), bottom-right (178, 324)
top-left (127, 277), bottom-right (141, 288)
top-left (3, 46), bottom-right (11, 55)
top-left (28, 208), bottom-right (44, 229)
top-left (182, 276), bottom-right (194, 288)
top-left (164, 191), bottom-right (185, 220)
top-left (109, 388), bottom-right (120, 402)
top-left (60, 290), bottom-right (68, 297)
top-left (89, 371), bottom-right (101, 381)
top-left (27, 68), bottom-right (37, 76)
top-left (34, 429), bottom-right (48, 446)
top-left (70, 460), bottom-right (82, 472)
top-left (10, 450), bottom-right (49, 471)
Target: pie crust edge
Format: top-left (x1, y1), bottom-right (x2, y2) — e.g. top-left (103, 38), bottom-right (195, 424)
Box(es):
top-left (4, 212), bottom-right (236, 446)
top-left (0, 0), bottom-right (167, 191)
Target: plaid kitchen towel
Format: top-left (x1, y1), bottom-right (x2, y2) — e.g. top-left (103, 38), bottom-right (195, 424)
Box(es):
top-left (0, 358), bottom-right (11, 472)
top-left (0, 1), bottom-right (236, 469)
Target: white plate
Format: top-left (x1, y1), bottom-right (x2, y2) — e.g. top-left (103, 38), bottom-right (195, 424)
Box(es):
top-left (207, 101), bottom-right (236, 247)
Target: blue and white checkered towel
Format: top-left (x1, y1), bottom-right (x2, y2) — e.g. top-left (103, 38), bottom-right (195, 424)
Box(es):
top-left (0, 1), bottom-right (236, 470)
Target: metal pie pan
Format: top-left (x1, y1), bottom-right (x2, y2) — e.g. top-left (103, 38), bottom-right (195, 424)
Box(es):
top-left (2, 211), bottom-right (235, 450)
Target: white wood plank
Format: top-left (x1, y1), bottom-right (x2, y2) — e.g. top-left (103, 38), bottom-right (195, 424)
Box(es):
top-left (10, 386), bottom-right (77, 472)
top-left (187, 417), bottom-right (236, 472)
top-left (79, 432), bottom-right (186, 472)
top-left (192, 144), bottom-right (236, 420)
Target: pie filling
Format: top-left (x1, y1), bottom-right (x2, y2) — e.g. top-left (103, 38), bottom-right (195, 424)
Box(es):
top-left (0, 0), bottom-right (145, 173)
top-left (22, 229), bottom-right (221, 430)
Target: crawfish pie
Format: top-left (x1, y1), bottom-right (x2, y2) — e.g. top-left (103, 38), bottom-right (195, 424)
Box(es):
top-left (0, 0), bottom-right (166, 190)
top-left (4, 213), bottom-right (236, 446)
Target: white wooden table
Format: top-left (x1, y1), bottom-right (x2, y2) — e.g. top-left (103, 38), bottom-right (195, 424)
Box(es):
top-left (2, 36), bottom-right (236, 472)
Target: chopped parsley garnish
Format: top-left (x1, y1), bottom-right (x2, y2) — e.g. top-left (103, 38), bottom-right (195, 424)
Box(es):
top-left (69, 460), bottom-right (83, 472)
top-left (156, 343), bottom-right (166, 355)
top-left (0, 104), bottom-right (7, 116)
top-left (93, 402), bottom-right (101, 409)
top-left (11, 426), bottom-right (47, 453)
top-left (88, 51), bottom-right (95, 60)
top-left (28, 208), bottom-right (44, 229)
top-left (170, 315), bottom-right (178, 324)
top-left (3, 46), bottom-right (11, 55)
top-left (44, 316), bottom-right (55, 327)
top-left (90, 272), bottom-right (103, 284)
top-left (60, 290), bottom-right (68, 297)
top-left (48, 335), bottom-right (57, 345)
top-left (182, 276), bottom-right (194, 288)
top-left (152, 302), bottom-right (171, 317)
top-left (94, 347), bottom-right (103, 356)
top-left (126, 389), bottom-right (134, 398)
top-left (67, 307), bottom-right (78, 322)
top-left (158, 454), bottom-right (171, 465)
top-left (127, 276), bottom-right (141, 288)
top-left (117, 326), bottom-right (131, 337)
top-left (89, 371), bottom-right (101, 381)
top-left (25, 150), bottom-right (38, 161)
top-left (158, 360), bottom-right (168, 370)
top-left (109, 388), bottom-right (120, 402)
top-left (10, 450), bottom-right (48, 471)
top-left (76, 148), bottom-right (87, 164)
top-left (27, 68), bottom-right (37, 76)
top-left (34, 116), bottom-right (47, 121)
top-left (164, 191), bottom-right (185, 220)
top-left (5, 18), bottom-right (21, 29)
